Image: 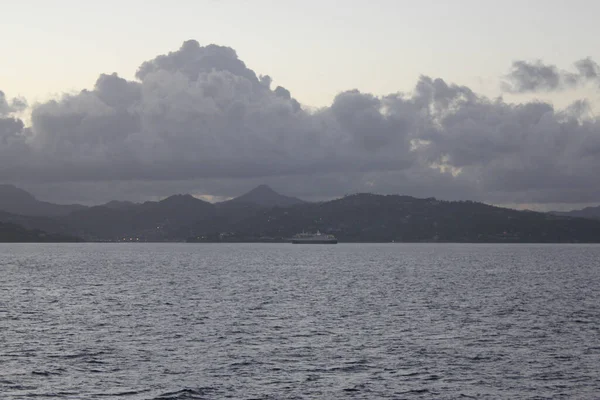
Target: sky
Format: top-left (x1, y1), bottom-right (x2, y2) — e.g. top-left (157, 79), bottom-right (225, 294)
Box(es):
top-left (2, 0), bottom-right (600, 210)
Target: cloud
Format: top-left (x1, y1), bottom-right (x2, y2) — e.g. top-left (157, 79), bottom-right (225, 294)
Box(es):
top-left (0, 90), bottom-right (27, 117)
top-left (502, 58), bottom-right (600, 93)
top-left (4, 41), bottom-right (600, 207)
top-left (136, 40), bottom-right (260, 84)
top-left (575, 58), bottom-right (600, 80)
top-left (0, 91), bottom-right (31, 178)
top-left (21, 40), bottom-right (414, 184)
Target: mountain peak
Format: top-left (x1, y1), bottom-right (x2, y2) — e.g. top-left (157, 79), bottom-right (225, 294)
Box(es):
top-left (0, 184), bottom-right (86, 217)
top-left (227, 185), bottom-right (306, 207)
top-left (0, 184), bottom-right (36, 202)
top-left (160, 194), bottom-right (205, 205)
top-left (249, 184), bottom-right (277, 194)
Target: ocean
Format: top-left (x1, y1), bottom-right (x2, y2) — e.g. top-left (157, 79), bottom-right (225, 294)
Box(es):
top-left (1, 243), bottom-right (599, 399)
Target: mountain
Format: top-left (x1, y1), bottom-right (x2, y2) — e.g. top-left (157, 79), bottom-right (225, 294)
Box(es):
top-left (188, 193), bottom-right (600, 243)
top-left (3, 186), bottom-right (600, 243)
top-left (63, 194), bottom-right (215, 240)
top-left (225, 184), bottom-right (306, 207)
top-left (0, 221), bottom-right (81, 242)
top-left (0, 210), bottom-right (72, 234)
top-left (550, 205), bottom-right (600, 220)
top-left (101, 200), bottom-right (137, 210)
top-left (0, 184), bottom-right (87, 217)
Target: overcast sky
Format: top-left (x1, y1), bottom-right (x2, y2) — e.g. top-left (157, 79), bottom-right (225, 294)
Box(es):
top-left (2, 0), bottom-right (600, 210)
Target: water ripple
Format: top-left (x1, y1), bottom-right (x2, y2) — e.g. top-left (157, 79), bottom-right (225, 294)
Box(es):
top-left (1, 243), bottom-right (599, 399)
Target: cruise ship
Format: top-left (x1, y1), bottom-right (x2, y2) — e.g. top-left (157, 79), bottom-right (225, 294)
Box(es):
top-left (291, 231), bottom-right (338, 244)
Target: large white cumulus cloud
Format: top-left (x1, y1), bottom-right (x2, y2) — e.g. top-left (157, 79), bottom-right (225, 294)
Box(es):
top-left (3, 40), bottom-right (600, 205)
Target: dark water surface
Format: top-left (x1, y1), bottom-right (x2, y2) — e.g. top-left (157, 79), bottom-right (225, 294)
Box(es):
top-left (1, 243), bottom-right (599, 399)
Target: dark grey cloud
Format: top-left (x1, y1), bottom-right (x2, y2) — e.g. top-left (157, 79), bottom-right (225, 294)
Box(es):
top-left (3, 42), bottom-right (600, 207)
top-left (0, 90), bottom-right (27, 117)
top-left (502, 58), bottom-right (600, 93)
top-left (19, 40), bottom-right (413, 185)
top-left (575, 58), bottom-right (600, 80)
top-left (0, 91), bottom-right (30, 177)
